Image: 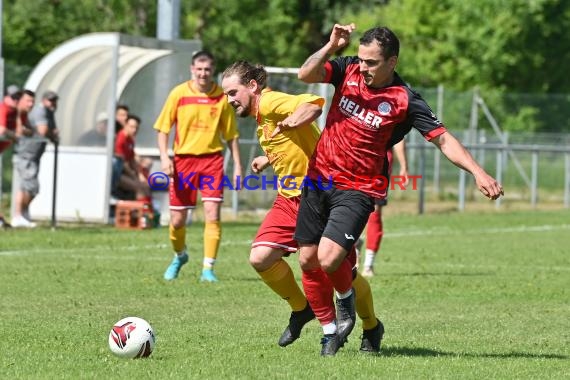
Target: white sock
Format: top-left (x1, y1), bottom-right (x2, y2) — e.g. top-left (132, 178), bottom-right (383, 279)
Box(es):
top-left (364, 249), bottom-right (376, 269)
top-left (203, 257), bottom-right (215, 268)
top-left (335, 288), bottom-right (353, 299)
top-left (322, 322), bottom-right (337, 335)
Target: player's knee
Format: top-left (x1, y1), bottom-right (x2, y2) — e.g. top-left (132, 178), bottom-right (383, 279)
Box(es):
top-left (169, 212), bottom-right (186, 229)
top-left (319, 258), bottom-right (337, 273)
top-left (298, 250), bottom-right (319, 271)
top-left (249, 247), bottom-right (272, 271)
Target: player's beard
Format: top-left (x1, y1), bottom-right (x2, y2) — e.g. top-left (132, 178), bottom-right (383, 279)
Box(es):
top-left (235, 103), bottom-right (251, 117)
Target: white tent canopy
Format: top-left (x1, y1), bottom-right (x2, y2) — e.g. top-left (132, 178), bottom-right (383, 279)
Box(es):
top-left (15, 33), bottom-right (201, 223)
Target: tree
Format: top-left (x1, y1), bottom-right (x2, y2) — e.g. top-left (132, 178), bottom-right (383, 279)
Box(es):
top-left (342, 0), bottom-right (570, 93)
top-left (3, 0), bottom-right (156, 68)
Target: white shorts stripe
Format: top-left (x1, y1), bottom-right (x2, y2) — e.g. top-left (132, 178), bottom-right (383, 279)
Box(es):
top-left (252, 241), bottom-right (298, 252)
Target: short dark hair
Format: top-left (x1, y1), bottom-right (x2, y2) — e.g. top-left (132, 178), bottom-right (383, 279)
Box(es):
top-left (221, 60), bottom-right (268, 90)
top-left (22, 89), bottom-right (36, 98)
top-left (126, 114), bottom-right (141, 125)
top-left (116, 104), bottom-right (129, 112)
top-left (360, 27), bottom-right (400, 59)
top-left (192, 50), bottom-right (215, 65)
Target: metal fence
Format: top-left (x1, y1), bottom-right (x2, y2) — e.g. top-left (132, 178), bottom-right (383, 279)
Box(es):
top-left (221, 136), bottom-right (570, 217)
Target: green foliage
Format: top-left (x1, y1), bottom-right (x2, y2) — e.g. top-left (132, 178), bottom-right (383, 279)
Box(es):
top-left (3, 0), bottom-right (157, 65)
top-left (345, 0), bottom-right (570, 94)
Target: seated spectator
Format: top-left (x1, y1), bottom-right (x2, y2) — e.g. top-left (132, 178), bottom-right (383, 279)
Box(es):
top-left (77, 112), bottom-right (108, 146)
top-left (115, 104), bottom-right (129, 134)
top-left (112, 114), bottom-right (151, 203)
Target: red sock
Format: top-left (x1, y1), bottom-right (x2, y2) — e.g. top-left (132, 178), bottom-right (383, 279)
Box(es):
top-left (366, 210), bottom-right (383, 252)
top-left (325, 258), bottom-right (353, 293)
top-left (302, 268), bottom-right (335, 325)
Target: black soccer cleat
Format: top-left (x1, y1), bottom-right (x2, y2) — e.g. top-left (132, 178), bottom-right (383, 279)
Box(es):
top-left (335, 289), bottom-right (356, 344)
top-left (278, 302), bottom-right (315, 347)
top-left (360, 318), bottom-right (385, 353)
top-left (320, 333), bottom-right (342, 356)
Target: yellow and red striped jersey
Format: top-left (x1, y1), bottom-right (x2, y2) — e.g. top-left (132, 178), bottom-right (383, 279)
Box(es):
top-left (256, 89), bottom-right (324, 198)
top-left (154, 80), bottom-right (238, 155)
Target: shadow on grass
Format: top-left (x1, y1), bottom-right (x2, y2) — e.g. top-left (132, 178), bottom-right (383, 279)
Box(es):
top-left (383, 346), bottom-right (568, 360)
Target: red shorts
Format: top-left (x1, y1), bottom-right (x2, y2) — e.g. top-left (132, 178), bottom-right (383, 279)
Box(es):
top-left (252, 194), bottom-right (300, 253)
top-left (170, 153), bottom-right (224, 209)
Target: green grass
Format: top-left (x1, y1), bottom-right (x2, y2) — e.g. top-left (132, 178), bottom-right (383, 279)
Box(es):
top-left (1, 210), bottom-right (569, 379)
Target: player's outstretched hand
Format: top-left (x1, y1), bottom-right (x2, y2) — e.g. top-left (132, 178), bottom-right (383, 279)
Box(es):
top-left (474, 172), bottom-right (504, 200)
top-left (330, 23), bottom-right (356, 51)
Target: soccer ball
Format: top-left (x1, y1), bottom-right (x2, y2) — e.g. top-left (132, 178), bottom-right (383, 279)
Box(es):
top-left (108, 317), bottom-right (156, 359)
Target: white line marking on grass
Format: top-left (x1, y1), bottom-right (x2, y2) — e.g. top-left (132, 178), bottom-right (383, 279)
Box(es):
top-left (1, 224), bottom-right (568, 258)
top-left (385, 224), bottom-right (570, 238)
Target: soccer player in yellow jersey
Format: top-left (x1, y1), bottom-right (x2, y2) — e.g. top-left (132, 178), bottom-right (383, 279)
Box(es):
top-left (221, 60), bottom-right (384, 355)
top-left (154, 51), bottom-right (242, 283)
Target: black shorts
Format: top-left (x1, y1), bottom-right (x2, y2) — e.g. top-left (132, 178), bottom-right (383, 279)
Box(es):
top-left (375, 197), bottom-right (388, 206)
top-left (294, 180), bottom-right (375, 251)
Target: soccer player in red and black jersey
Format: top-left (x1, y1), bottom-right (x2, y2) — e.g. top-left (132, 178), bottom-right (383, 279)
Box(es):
top-left (281, 24), bottom-right (504, 356)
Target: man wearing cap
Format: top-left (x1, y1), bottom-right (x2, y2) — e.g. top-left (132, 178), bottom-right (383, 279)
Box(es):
top-left (0, 85), bottom-right (24, 228)
top-left (0, 85), bottom-right (23, 152)
top-left (12, 90), bottom-right (58, 228)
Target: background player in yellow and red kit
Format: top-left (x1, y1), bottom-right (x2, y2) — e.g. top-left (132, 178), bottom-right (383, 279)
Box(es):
top-left (221, 60), bottom-right (384, 354)
top-left (361, 139), bottom-right (408, 277)
top-left (154, 51), bottom-right (242, 283)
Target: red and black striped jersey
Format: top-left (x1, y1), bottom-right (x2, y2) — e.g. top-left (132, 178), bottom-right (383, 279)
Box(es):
top-left (307, 56), bottom-right (446, 198)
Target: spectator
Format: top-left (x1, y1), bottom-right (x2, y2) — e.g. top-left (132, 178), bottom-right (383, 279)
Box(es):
top-left (113, 114), bottom-right (151, 202)
top-left (12, 90), bottom-right (37, 228)
top-left (0, 85), bottom-right (24, 228)
top-left (77, 112), bottom-right (108, 146)
top-left (115, 104), bottom-right (129, 134)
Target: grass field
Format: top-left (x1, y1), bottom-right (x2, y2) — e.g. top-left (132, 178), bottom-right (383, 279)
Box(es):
top-left (1, 210), bottom-right (569, 379)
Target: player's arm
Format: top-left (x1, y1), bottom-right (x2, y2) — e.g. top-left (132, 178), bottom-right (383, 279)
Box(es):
top-left (251, 155), bottom-right (270, 174)
top-left (393, 139), bottom-right (409, 185)
top-left (157, 131), bottom-right (173, 177)
top-left (430, 131), bottom-right (503, 200)
top-left (271, 102), bottom-right (322, 138)
top-left (227, 137), bottom-right (243, 188)
top-left (298, 23), bottom-right (356, 83)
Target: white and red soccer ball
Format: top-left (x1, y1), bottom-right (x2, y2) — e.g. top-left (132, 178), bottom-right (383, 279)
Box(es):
top-left (108, 317), bottom-right (155, 359)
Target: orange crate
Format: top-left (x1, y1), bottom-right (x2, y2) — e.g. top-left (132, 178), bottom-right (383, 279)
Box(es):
top-left (115, 200), bottom-right (153, 229)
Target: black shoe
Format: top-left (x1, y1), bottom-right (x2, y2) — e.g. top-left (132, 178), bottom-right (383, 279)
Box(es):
top-left (336, 289), bottom-right (356, 344)
top-left (320, 333), bottom-right (342, 356)
top-left (278, 302), bottom-right (315, 347)
top-left (360, 319), bottom-right (384, 353)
